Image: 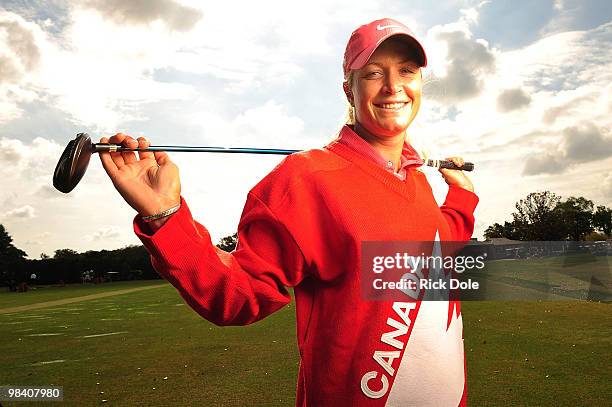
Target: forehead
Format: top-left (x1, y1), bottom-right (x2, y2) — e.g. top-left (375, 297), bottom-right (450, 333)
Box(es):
top-left (367, 36), bottom-right (421, 65)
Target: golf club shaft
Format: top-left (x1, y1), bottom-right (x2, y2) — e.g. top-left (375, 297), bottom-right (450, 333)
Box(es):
top-left (94, 143), bottom-right (298, 155)
top-left (93, 143), bottom-right (474, 171)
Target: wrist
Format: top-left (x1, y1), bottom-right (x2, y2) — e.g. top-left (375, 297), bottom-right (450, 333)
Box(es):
top-left (139, 199), bottom-right (181, 229)
top-left (139, 196), bottom-right (180, 216)
top-left (147, 216), bottom-right (171, 232)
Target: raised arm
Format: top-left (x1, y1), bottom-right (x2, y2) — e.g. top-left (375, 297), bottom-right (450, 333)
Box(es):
top-left (438, 156), bottom-right (479, 240)
top-left (134, 193), bottom-right (307, 326)
top-left (98, 133), bottom-right (307, 325)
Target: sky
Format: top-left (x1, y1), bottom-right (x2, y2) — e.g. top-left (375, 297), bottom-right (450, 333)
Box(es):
top-left (0, 0), bottom-right (611, 259)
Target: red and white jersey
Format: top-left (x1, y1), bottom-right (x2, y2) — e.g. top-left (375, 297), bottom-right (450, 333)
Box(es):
top-left (134, 130), bottom-right (478, 406)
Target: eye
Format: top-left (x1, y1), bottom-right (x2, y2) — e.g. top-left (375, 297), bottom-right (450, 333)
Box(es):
top-left (364, 71), bottom-right (382, 79)
top-left (400, 66), bottom-right (417, 75)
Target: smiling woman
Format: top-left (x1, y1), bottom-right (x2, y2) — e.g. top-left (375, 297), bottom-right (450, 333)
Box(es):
top-left (344, 37), bottom-right (423, 169)
top-left (342, 24), bottom-right (472, 191)
top-left (95, 17), bottom-right (478, 407)
top-left (344, 37), bottom-right (423, 136)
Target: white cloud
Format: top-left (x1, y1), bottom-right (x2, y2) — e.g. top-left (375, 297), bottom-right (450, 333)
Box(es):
top-left (413, 19), bottom-right (612, 239)
top-left (1, 8), bottom-right (198, 130)
top-left (459, 7), bottom-right (480, 25)
top-left (521, 122), bottom-right (612, 175)
top-left (422, 9), bottom-right (497, 105)
top-left (91, 226), bottom-right (122, 240)
top-left (0, 12), bottom-right (41, 81)
top-left (3, 205), bottom-right (36, 219)
top-left (0, 136), bottom-right (62, 179)
top-left (38, 9), bottom-right (197, 131)
top-left (561, 123), bottom-right (612, 162)
top-left (0, 1), bottom-right (343, 131)
top-left (418, 21), bottom-right (612, 150)
top-left (497, 88), bottom-right (531, 112)
top-left (0, 136), bottom-right (25, 163)
top-left (0, 11), bottom-right (46, 122)
top-left (81, 0), bottom-right (203, 32)
top-left (523, 153), bottom-right (565, 176)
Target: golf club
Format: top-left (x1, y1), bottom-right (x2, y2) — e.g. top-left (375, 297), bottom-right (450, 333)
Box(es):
top-left (53, 133), bottom-right (474, 193)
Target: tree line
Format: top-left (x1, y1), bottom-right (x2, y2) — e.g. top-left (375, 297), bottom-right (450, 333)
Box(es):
top-left (0, 226), bottom-right (239, 289)
top-left (484, 191), bottom-right (611, 241)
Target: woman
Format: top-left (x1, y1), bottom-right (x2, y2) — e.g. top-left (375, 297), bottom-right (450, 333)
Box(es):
top-left (100, 18), bottom-right (477, 407)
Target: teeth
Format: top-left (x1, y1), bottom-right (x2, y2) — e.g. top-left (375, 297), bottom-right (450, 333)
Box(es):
top-left (378, 102), bottom-right (409, 109)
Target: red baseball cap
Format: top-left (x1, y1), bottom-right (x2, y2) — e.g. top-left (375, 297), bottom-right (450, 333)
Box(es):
top-left (343, 18), bottom-right (427, 79)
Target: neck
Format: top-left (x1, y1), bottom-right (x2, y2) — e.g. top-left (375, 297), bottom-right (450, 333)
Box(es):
top-left (353, 122), bottom-right (405, 171)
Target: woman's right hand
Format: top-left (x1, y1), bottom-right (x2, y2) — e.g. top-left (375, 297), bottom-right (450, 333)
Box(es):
top-left (99, 133), bottom-right (181, 222)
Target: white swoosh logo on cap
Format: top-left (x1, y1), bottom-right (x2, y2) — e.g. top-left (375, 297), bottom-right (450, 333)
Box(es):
top-left (377, 24), bottom-right (400, 30)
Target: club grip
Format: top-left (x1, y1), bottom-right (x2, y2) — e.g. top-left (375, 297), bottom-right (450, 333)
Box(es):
top-left (427, 159), bottom-right (474, 171)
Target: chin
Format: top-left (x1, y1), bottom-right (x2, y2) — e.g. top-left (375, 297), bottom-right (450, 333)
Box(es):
top-left (376, 121), bottom-right (410, 137)
top-left (356, 114), bottom-right (412, 138)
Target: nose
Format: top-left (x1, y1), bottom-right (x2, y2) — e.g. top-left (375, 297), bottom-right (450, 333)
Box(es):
top-left (383, 71), bottom-right (403, 95)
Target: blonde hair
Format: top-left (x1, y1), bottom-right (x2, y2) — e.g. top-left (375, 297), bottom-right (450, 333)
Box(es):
top-left (344, 71), bottom-right (356, 125)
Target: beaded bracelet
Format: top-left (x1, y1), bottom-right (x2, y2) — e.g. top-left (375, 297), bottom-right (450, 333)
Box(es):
top-left (141, 203), bottom-right (181, 223)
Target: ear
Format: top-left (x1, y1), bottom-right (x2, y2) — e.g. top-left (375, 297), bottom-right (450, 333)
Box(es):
top-left (343, 81), bottom-right (354, 106)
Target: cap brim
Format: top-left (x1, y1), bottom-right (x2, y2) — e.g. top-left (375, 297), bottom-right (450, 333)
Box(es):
top-left (349, 33), bottom-right (427, 71)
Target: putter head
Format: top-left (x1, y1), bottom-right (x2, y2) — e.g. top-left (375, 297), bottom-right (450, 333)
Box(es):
top-left (53, 133), bottom-right (94, 193)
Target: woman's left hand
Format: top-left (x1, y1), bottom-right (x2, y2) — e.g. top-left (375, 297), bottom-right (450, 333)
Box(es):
top-left (439, 156), bottom-right (474, 192)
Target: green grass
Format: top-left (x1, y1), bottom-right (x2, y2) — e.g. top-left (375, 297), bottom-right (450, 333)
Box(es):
top-left (0, 280), bottom-right (610, 406)
top-left (1, 283), bottom-right (298, 406)
top-left (465, 254), bottom-right (611, 301)
top-left (462, 301), bottom-right (611, 406)
top-left (0, 280), bottom-right (165, 309)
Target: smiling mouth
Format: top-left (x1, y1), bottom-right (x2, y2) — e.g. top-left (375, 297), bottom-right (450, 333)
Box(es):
top-left (374, 102), bottom-right (411, 111)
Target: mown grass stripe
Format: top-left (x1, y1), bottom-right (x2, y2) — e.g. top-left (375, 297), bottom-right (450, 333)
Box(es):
top-left (0, 284), bottom-right (166, 314)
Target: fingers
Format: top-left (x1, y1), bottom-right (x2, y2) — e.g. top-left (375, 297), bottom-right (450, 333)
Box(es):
top-left (101, 132), bottom-right (168, 168)
top-left (98, 133), bottom-right (139, 173)
top-left (137, 137), bottom-right (153, 161)
top-left (107, 132), bottom-right (128, 145)
top-left (439, 157), bottom-right (474, 192)
top-left (105, 133), bottom-right (128, 168)
top-left (117, 133), bottom-right (138, 165)
top-left (99, 136), bottom-right (119, 181)
top-left (445, 156), bottom-right (465, 168)
top-left (105, 132), bottom-right (142, 166)
top-left (120, 135), bottom-right (168, 165)
top-left (130, 136), bottom-right (170, 167)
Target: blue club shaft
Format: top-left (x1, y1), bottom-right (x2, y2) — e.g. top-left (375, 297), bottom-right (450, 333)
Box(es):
top-left (93, 144), bottom-right (474, 170)
top-left (94, 144), bottom-right (299, 155)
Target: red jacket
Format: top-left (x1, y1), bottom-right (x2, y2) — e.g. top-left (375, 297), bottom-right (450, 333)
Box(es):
top-left (134, 134), bottom-right (479, 406)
